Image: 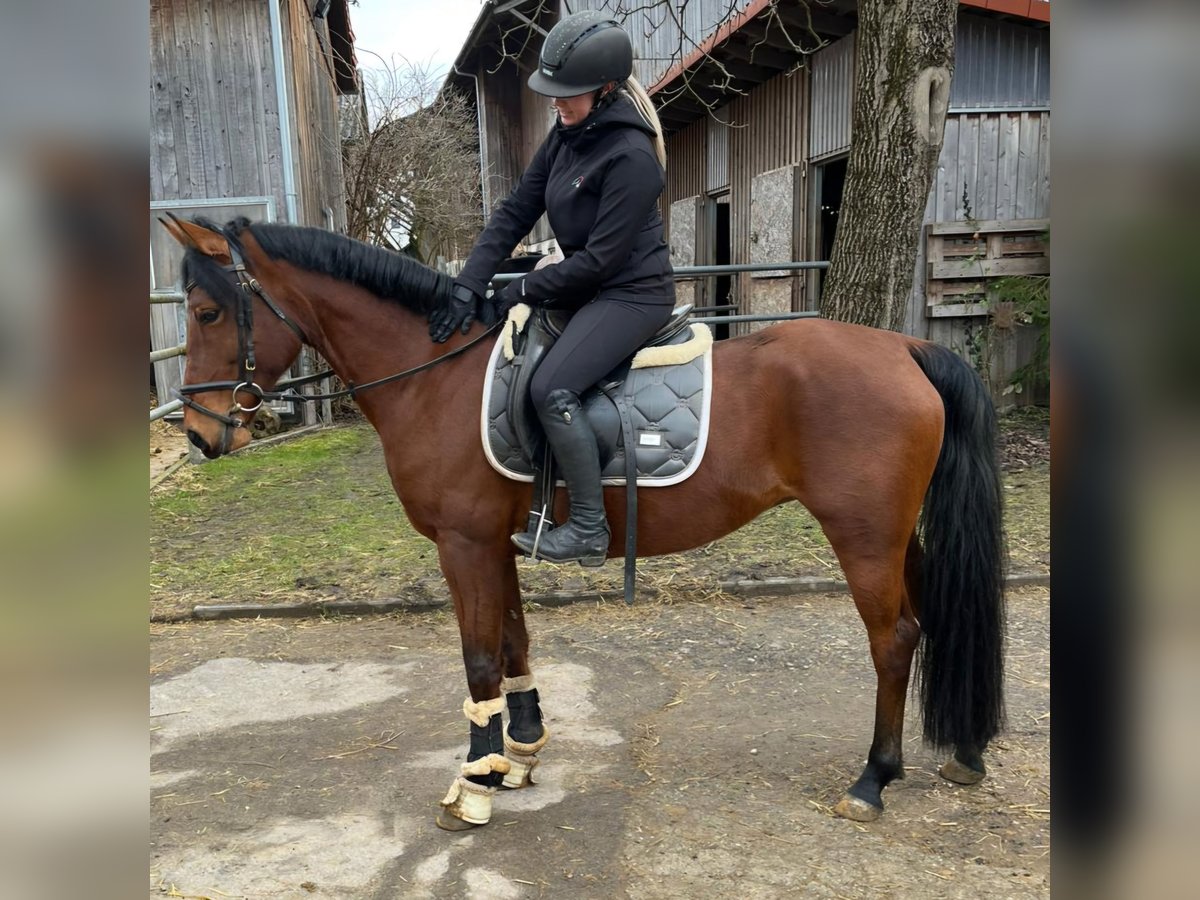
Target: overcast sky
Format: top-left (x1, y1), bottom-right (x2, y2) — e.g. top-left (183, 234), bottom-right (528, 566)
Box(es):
top-left (349, 0), bottom-right (487, 85)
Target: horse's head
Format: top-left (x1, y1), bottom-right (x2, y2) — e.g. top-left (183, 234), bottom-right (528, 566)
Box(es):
top-left (160, 215), bottom-right (305, 458)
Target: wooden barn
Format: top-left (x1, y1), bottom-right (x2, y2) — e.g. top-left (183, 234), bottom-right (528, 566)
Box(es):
top-left (149, 0), bottom-right (358, 417)
top-left (445, 0), bottom-right (1050, 400)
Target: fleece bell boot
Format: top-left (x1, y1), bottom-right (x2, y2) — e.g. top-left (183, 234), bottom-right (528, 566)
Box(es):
top-left (512, 388), bottom-right (611, 565)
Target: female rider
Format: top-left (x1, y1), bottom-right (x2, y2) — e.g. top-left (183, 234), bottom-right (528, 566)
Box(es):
top-left (430, 10), bottom-right (674, 565)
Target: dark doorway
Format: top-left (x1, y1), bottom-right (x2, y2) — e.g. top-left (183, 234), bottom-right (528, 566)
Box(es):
top-left (817, 156), bottom-right (847, 296)
top-left (710, 195), bottom-right (732, 340)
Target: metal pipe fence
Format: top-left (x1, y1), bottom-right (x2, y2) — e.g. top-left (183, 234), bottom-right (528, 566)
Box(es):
top-left (699, 312), bottom-right (818, 324)
top-left (490, 260), bottom-right (828, 284)
top-left (151, 344), bottom-right (186, 363)
top-left (150, 399), bottom-right (183, 422)
top-left (151, 261), bottom-right (826, 422)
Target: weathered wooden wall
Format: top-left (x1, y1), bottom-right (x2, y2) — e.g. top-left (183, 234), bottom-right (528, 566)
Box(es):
top-left (931, 111), bottom-right (1050, 224)
top-left (727, 68), bottom-right (807, 315)
top-left (150, 0), bottom-right (347, 229)
top-left (150, 0), bottom-right (351, 409)
top-left (662, 68), bottom-right (807, 321)
top-left (918, 112), bottom-right (1050, 404)
top-left (281, 0), bottom-right (348, 230)
top-left (664, 116), bottom-right (706, 231)
top-left (150, 0), bottom-right (284, 211)
top-left (477, 45), bottom-right (523, 215)
top-left (473, 40), bottom-right (558, 251)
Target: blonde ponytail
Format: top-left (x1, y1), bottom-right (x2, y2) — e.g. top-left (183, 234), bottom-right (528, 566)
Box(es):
top-left (623, 76), bottom-right (667, 170)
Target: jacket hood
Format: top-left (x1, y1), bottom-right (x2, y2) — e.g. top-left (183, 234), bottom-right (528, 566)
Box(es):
top-left (555, 93), bottom-right (656, 150)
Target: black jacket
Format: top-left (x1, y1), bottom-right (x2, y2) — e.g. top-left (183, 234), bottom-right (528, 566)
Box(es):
top-left (455, 94), bottom-right (673, 306)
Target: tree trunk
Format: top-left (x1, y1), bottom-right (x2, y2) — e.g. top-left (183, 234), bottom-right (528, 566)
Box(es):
top-left (820, 0), bottom-right (956, 331)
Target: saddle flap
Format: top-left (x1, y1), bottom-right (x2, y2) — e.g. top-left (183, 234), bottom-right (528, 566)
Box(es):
top-left (504, 317), bottom-right (556, 466)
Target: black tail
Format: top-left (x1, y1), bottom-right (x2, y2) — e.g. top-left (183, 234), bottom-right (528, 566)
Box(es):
top-left (909, 343), bottom-right (1006, 750)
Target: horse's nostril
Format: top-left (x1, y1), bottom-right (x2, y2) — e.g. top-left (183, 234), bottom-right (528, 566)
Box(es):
top-left (187, 429), bottom-right (209, 453)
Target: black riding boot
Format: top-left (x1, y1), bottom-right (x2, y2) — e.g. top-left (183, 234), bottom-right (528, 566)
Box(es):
top-left (512, 388), bottom-right (611, 565)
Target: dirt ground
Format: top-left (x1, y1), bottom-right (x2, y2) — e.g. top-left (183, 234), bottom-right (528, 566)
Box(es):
top-left (151, 417), bottom-right (190, 483)
top-left (150, 586), bottom-right (1049, 899)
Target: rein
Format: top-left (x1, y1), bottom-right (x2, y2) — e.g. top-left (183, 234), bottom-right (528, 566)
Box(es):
top-left (175, 230), bottom-right (500, 429)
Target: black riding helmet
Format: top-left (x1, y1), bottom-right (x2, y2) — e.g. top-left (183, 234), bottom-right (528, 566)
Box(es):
top-left (527, 10), bottom-right (634, 97)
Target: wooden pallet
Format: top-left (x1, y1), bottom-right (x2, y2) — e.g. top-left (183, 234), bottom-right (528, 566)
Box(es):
top-left (925, 218), bottom-right (1048, 317)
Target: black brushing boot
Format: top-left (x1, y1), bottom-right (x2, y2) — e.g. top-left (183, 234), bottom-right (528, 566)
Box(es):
top-left (512, 388), bottom-right (611, 565)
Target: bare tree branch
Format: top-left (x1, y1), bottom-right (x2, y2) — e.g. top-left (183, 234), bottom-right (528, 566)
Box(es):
top-left (341, 60), bottom-right (482, 264)
top-left (481, 1), bottom-right (833, 124)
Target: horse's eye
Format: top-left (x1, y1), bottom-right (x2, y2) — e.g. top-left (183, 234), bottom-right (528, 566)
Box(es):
top-left (197, 309), bottom-right (220, 325)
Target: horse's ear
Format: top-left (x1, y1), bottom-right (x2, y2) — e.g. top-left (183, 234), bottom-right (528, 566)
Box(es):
top-left (158, 213), bottom-right (195, 249)
top-left (158, 213), bottom-right (229, 259)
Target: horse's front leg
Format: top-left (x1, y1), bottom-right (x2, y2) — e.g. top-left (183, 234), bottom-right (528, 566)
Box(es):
top-left (434, 532), bottom-right (515, 831)
top-left (500, 582), bottom-right (549, 790)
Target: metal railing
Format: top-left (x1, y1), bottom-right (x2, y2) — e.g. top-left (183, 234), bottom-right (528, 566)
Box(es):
top-left (151, 289), bottom-right (187, 422)
top-left (150, 344), bottom-right (186, 363)
top-left (151, 261), bottom-right (826, 422)
top-left (492, 260), bottom-right (827, 325)
top-left (490, 260), bottom-right (828, 283)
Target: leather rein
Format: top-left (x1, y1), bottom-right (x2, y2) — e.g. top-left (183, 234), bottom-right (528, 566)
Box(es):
top-left (174, 231), bottom-right (500, 430)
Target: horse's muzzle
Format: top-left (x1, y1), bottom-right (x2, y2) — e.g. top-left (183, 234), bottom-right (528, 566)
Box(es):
top-left (187, 428), bottom-right (221, 460)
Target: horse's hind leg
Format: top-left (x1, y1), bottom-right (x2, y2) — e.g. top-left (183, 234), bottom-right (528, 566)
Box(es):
top-left (899, 538), bottom-right (987, 788)
top-left (499, 579), bottom-right (549, 789)
top-left (828, 530), bottom-right (923, 823)
top-left (891, 536), bottom-right (987, 787)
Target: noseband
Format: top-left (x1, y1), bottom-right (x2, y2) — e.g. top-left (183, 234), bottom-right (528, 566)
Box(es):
top-left (175, 227), bottom-right (500, 432)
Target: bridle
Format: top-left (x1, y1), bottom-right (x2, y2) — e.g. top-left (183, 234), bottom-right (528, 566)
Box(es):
top-left (175, 234), bottom-right (308, 430)
top-left (175, 228), bottom-right (500, 434)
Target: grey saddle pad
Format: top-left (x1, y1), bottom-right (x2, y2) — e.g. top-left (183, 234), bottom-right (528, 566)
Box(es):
top-left (480, 315), bottom-right (714, 487)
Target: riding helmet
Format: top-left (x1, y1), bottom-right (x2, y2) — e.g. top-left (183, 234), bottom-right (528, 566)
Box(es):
top-left (527, 10), bottom-right (634, 97)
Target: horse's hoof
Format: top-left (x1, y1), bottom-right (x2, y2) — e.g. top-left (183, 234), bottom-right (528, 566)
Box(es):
top-left (435, 810), bottom-right (483, 832)
top-left (834, 794), bottom-right (883, 822)
top-left (501, 758), bottom-right (538, 789)
top-left (500, 749), bottom-right (540, 789)
top-left (939, 757), bottom-right (986, 785)
top-left (438, 775), bottom-right (495, 828)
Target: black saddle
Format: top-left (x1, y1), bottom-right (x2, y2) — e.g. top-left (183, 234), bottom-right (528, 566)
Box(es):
top-left (505, 303), bottom-right (694, 468)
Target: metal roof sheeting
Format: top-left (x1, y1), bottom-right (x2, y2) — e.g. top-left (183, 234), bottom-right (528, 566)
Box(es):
top-left (951, 13), bottom-right (1050, 109)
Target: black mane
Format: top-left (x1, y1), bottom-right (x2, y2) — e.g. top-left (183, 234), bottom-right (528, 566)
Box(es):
top-left (181, 217), bottom-right (453, 315)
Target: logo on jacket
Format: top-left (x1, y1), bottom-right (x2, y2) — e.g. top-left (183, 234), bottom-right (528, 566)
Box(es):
top-left (571, 175), bottom-right (584, 189)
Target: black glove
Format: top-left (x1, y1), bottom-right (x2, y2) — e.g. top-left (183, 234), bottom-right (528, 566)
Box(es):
top-left (488, 277), bottom-right (528, 321)
top-left (429, 283), bottom-right (479, 343)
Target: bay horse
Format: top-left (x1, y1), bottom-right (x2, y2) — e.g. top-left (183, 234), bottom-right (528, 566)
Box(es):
top-left (161, 216), bottom-right (1005, 830)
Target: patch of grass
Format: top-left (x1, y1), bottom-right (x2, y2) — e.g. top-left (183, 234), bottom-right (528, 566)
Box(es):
top-left (151, 423), bottom-right (1049, 618)
top-left (151, 426), bottom-right (441, 617)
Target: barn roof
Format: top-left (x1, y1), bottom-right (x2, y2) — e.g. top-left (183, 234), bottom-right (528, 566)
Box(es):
top-left (443, 0), bottom-right (1050, 130)
top-left (327, 0), bottom-right (359, 95)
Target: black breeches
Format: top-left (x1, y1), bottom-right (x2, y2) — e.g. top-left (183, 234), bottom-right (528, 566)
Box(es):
top-left (529, 297), bottom-right (674, 409)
